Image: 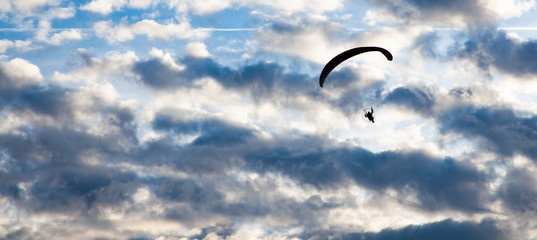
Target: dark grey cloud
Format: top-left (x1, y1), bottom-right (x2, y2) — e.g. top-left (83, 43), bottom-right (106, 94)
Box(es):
top-left (151, 177), bottom-right (227, 223)
top-left (0, 227), bottom-right (33, 240)
top-left (152, 177), bottom-right (221, 204)
top-left (149, 114), bottom-right (492, 212)
top-left (153, 115), bottom-right (254, 146)
top-left (498, 168), bottom-right (537, 213)
top-left (134, 56), bottom-right (313, 97)
top-left (383, 86), bottom-right (436, 114)
top-left (301, 218), bottom-right (509, 240)
top-left (0, 70), bottom-right (41, 107)
top-left (368, 0), bottom-right (496, 27)
top-left (343, 150), bottom-right (489, 211)
top-left (0, 80), bottom-right (141, 216)
top-left (439, 106), bottom-right (537, 159)
top-left (0, 127), bottom-right (140, 214)
top-left (454, 30), bottom-right (537, 77)
top-left (383, 84), bottom-right (537, 161)
top-left (28, 164), bottom-right (138, 213)
top-left (160, 177), bottom-right (344, 227)
top-left (0, 62), bottom-right (71, 115)
top-left (0, 52), bottom-right (522, 238)
top-left (18, 86), bottom-right (70, 118)
top-left (162, 188), bottom-right (338, 226)
top-left (134, 58), bottom-right (194, 89)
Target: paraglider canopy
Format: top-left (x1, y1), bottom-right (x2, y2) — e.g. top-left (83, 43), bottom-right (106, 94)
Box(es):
top-left (319, 46), bottom-right (392, 88)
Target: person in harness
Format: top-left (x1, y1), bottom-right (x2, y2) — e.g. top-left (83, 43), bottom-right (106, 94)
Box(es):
top-left (364, 107), bottom-right (374, 123)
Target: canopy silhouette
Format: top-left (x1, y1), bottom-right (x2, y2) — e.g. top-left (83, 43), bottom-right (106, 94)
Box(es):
top-left (319, 46), bottom-right (393, 88)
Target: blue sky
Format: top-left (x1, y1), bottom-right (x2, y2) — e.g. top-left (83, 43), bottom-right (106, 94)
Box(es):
top-left (2, 0), bottom-right (537, 239)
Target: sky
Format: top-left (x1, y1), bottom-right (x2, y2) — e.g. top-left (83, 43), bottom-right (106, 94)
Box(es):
top-left (1, 0), bottom-right (537, 239)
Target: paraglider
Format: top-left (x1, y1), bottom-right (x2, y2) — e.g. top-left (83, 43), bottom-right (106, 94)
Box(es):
top-left (319, 46), bottom-right (392, 123)
top-left (319, 46), bottom-right (392, 88)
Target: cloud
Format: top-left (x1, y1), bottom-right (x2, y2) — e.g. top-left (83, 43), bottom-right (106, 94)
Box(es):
top-left (153, 115), bottom-right (255, 146)
top-left (482, 0), bottom-right (535, 19)
top-left (439, 106), bottom-right (537, 159)
top-left (81, 0), bottom-right (342, 15)
top-left (366, 0), bottom-right (493, 27)
top-left (11, 0), bottom-right (61, 14)
top-left (413, 32), bottom-right (440, 59)
top-left (134, 52), bottom-right (313, 100)
top-left (80, 0), bottom-right (127, 15)
top-left (366, 0), bottom-right (534, 27)
top-left (0, 115), bottom-right (138, 215)
top-left (133, 48), bottom-right (385, 121)
top-left (256, 16), bottom-right (428, 69)
top-left (0, 54), bottom-right (520, 239)
top-left (251, 143), bottom-right (490, 211)
top-left (0, 227), bottom-right (34, 240)
top-left (0, 5), bottom-right (78, 51)
top-left (133, 52), bottom-right (188, 89)
top-left (52, 49), bottom-right (139, 83)
top-left (0, 1), bottom-right (11, 12)
top-left (303, 218), bottom-right (509, 240)
top-left (186, 41), bottom-right (211, 58)
top-left (36, 27), bottom-right (83, 46)
top-left (43, 5), bottom-right (76, 19)
top-left (384, 86), bottom-right (436, 114)
top-left (26, 163), bottom-right (138, 213)
top-left (17, 85), bottom-right (71, 118)
top-left (0, 54), bottom-right (495, 235)
top-left (498, 168), bottom-right (537, 213)
top-left (148, 109), bottom-right (491, 212)
top-left (0, 0), bottom-right (74, 23)
top-left (3, 1), bottom-right (537, 239)
top-left (255, 17), bottom-right (347, 63)
top-left (0, 39), bottom-right (14, 53)
top-left (0, 58), bottom-right (43, 94)
top-left (382, 82), bottom-right (537, 161)
top-left (0, 77), bottom-right (140, 222)
top-left (93, 19), bottom-right (209, 43)
top-left (454, 29), bottom-right (537, 77)
top-left (48, 29), bottom-right (83, 45)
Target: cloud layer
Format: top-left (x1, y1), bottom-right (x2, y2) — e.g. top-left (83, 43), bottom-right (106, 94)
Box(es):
top-left (1, 0), bottom-right (537, 239)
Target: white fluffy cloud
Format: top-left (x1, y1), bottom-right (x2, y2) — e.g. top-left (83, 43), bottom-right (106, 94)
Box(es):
top-left (482, 0), bottom-right (535, 19)
top-left (44, 6), bottom-right (76, 19)
top-left (186, 41), bottom-right (211, 58)
top-left (81, 0), bottom-right (343, 15)
top-left (0, 40), bottom-right (14, 53)
top-left (80, 0), bottom-right (158, 14)
top-left (256, 17), bottom-right (426, 65)
top-left (94, 19), bottom-right (208, 43)
top-left (52, 49), bottom-right (139, 83)
top-left (36, 28), bottom-right (83, 46)
top-left (255, 17), bottom-right (346, 63)
top-left (0, 58), bottom-right (43, 89)
top-left (80, 0), bottom-right (127, 15)
top-left (0, 1), bottom-right (11, 12)
top-left (32, 19), bottom-right (84, 46)
top-left (48, 29), bottom-right (83, 45)
top-left (11, 0), bottom-right (60, 14)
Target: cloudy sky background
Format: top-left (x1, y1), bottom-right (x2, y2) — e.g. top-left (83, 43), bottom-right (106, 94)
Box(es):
top-left (1, 0), bottom-right (537, 239)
